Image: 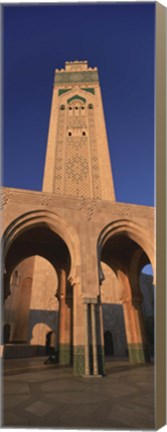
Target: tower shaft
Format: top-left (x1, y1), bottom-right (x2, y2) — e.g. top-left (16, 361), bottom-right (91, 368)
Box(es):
top-left (43, 60), bottom-right (115, 201)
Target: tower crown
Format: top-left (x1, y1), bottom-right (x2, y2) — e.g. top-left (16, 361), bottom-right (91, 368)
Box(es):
top-left (55, 60), bottom-right (98, 73)
top-left (65, 60), bottom-right (88, 72)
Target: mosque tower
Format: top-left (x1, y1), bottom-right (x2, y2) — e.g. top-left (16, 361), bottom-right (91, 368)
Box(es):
top-left (43, 60), bottom-right (115, 201)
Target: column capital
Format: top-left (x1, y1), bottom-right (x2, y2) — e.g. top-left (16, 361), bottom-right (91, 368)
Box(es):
top-left (122, 297), bottom-right (131, 305)
top-left (82, 297), bottom-right (98, 304)
top-left (68, 275), bottom-right (77, 286)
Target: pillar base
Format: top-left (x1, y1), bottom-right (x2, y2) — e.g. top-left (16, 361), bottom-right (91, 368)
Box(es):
top-left (83, 374), bottom-right (103, 378)
top-left (128, 343), bottom-right (150, 363)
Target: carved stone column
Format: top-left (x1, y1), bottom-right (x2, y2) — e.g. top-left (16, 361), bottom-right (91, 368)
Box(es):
top-left (58, 268), bottom-right (71, 365)
top-left (96, 301), bottom-right (105, 375)
top-left (91, 303), bottom-right (98, 375)
top-left (73, 282), bottom-right (85, 375)
top-left (83, 298), bottom-right (102, 377)
top-left (84, 302), bottom-right (90, 376)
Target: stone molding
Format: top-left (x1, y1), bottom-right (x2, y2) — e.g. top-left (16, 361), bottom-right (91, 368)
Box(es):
top-left (0, 187), bottom-right (154, 220)
top-left (82, 298), bottom-right (98, 304)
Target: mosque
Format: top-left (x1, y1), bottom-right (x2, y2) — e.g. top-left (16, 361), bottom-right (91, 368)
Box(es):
top-left (2, 61), bottom-right (155, 376)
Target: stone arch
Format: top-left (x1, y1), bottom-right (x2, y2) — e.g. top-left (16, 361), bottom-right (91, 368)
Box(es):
top-left (98, 219), bottom-right (155, 276)
top-left (2, 209), bottom-right (81, 288)
top-left (97, 219), bottom-right (155, 364)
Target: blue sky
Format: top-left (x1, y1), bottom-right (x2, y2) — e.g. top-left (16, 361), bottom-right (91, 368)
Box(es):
top-left (3, 3), bottom-right (155, 206)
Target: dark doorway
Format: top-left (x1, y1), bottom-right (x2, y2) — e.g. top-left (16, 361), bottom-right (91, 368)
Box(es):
top-left (104, 331), bottom-right (114, 356)
top-left (45, 331), bottom-right (55, 355)
top-left (4, 323), bottom-right (11, 344)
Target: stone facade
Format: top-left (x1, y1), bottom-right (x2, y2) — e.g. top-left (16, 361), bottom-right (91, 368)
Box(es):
top-left (1, 61), bottom-right (155, 375)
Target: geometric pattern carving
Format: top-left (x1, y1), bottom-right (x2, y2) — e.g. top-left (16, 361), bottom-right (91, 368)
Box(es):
top-left (53, 92), bottom-right (101, 199)
top-left (88, 109), bottom-right (102, 199)
top-left (66, 156), bottom-right (89, 182)
top-left (53, 109), bottom-right (65, 194)
top-left (55, 71), bottom-right (98, 84)
top-left (64, 98), bottom-right (92, 197)
top-left (0, 189), bottom-right (13, 210)
top-left (64, 130), bottom-right (91, 197)
top-left (67, 118), bottom-right (87, 129)
top-left (78, 196), bottom-right (96, 221)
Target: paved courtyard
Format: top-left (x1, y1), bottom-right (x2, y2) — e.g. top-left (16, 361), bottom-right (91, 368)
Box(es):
top-left (2, 357), bottom-right (155, 429)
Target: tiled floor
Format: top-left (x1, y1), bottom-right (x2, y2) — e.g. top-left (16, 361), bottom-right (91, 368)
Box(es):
top-left (2, 357), bottom-right (155, 429)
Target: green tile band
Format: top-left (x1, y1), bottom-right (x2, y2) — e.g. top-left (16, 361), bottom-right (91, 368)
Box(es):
top-left (128, 343), bottom-right (150, 363)
top-left (73, 345), bottom-right (85, 375)
top-left (59, 344), bottom-right (72, 365)
top-left (55, 71), bottom-right (99, 84)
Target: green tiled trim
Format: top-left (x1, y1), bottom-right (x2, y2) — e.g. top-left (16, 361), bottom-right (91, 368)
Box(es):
top-left (58, 88), bottom-right (71, 96)
top-left (59, 344), bottom-right (72, 365)
top-left (81, 87), bottom-right (95, 95)
top-left (67, 94), bottom-right (86, 104)
top-left (73, 345), bottom-right (105, 376)
top-left (73, 345), bottom-right (85, 375)
top-left (128, 343), bottom-right (150, 363)
top-left (55, 71), bottom-right (99, 84)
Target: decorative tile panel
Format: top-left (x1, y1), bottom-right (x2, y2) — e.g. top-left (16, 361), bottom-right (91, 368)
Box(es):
top-left (55, 71), bottom-right (98, 85)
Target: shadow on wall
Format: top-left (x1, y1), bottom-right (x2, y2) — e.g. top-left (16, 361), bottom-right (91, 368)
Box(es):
top-left (45, 331), bottom-right (56, 355)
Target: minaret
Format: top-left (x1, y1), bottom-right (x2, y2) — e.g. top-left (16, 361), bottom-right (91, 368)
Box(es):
top-left (42, 60), bottom-right (115, 201)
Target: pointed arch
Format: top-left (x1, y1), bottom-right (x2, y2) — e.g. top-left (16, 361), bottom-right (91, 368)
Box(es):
top-left (2, 209), bottom-right (81, 286)
top-left (97, 219), bottom-right (155, 278)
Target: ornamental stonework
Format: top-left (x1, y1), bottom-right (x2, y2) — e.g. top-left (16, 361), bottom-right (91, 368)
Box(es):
top-left (53, 96), bottom-right (103, 199)
top-left (88, 108), bottom-right (102, 199)
top-left (53, 108), bottom-right (65, 194)
top-left (55, 71), bottom-right (99, 85)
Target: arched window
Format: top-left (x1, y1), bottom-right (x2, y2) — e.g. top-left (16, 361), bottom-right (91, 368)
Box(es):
top-left (60, 104), bottom-right (65, 110)
top-left (88, 103), bottom-right (93, 109)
